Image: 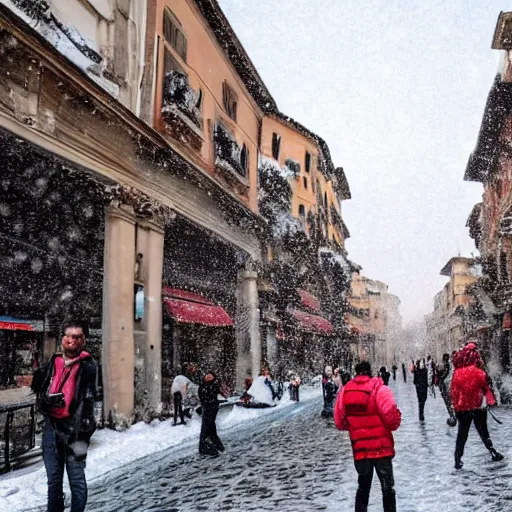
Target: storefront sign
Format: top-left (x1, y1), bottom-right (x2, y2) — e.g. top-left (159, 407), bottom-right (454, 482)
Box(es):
top-left (0, 321), bottom-right (34, 331)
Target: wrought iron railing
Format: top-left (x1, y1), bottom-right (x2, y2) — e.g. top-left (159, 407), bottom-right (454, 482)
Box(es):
top-left (0, 399), bottom-right (38, 473)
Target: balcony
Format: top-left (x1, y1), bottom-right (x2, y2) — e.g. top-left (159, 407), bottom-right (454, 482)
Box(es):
top-left (161, 71), bottom-right (203, 150)
top-left (214, 124), bottom-right (249, 196)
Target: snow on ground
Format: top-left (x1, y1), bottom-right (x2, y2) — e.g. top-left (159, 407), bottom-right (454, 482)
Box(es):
top-left (0, 383), bottom-right (321, 512)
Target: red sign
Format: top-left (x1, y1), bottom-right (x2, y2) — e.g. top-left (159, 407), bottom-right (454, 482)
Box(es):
top-left (0, 321), bottom-right (34, 331)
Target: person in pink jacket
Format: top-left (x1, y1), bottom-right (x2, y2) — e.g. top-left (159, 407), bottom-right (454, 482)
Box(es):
top-left (335, 361), bottom-right (401, 512)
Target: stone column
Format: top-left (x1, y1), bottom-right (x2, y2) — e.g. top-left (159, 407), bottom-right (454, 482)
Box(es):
top-left (144, 223), bottom-right (164, 414)
top-left (102, 206), bottom-right (136, 428)
top-left (235, 269), bottom-right (261, 390)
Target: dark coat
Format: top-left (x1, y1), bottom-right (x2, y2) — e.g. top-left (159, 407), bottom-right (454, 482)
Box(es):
top-left (413, 367), bottom-right (428, 400)
top-left (198, 375), bottom-right (221, 409)
top-left (32, 353), bottom-right (97, 445)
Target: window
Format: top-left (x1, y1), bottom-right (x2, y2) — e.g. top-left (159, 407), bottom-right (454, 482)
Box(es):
top-left (324, 192), bottom-right (328, 208)
top-left (164, 47), bottom-right (185, 75)
top-left (196, 88), bottom-right (203, 111)
top-left (163, 8), bottom-right (187, 61)
top-left (298, 204), bottom-right (306, 218)
top-left (272, 133), bottom-right (281, 160)
top-left (305, 151), bottom-right (311, 173)
top-left (303, 176), bottom-right (308, 190)
top-left (222, 82), bottom-right (238, 121)
top-left (240, 144), bottom-right (249, 176)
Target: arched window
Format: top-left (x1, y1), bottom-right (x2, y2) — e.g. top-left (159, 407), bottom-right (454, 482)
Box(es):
top-left (303, 176), bottom-right (308, 190)
top-left (298, 204), bottom-right (306, 218)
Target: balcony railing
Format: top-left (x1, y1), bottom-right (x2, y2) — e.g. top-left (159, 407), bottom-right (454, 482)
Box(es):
top-left (161, 71), bottom-right (203, 150)
top-left (214, 124), bottom-right (248, 181)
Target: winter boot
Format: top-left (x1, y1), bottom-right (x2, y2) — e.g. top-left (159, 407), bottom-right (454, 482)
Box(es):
top-left (490, 448), bottom-right (504, 462)
top-left (454, 454), bottom-right (463, 470)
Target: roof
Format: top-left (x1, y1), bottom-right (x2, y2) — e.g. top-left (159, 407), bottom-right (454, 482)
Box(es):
top-left (492, 11), bottom-right (512, 50)
top-left (334, 167), bottom-right (351, 200)
top-left (464, 76), bottom-right (512, 182)
top-left (193, 0), bottom-right (277, 113)
top-left (466, 202), bottom-right (483, 228)
top-left (271, 112), bottom-right (337, 179)
top-left (440, 257), bottom-right (474, 276)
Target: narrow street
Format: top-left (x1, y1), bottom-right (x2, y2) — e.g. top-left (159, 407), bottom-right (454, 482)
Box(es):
top-left (58, 380), bottom-right (512, 512)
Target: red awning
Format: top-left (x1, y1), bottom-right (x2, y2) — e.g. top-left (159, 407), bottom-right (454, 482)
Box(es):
top-left (162, 288), bottom-right (233, 327)
top-left (297, 289), bottom-right (321, 312)
top-left (289, 309), bottom-right (335, 335)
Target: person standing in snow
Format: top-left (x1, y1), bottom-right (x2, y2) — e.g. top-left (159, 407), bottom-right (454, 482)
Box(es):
top-left (31, 320), bottom-right (97, 512)
top-left (198, 371), bottom-right (225, 456)
top-left (322, 365), bottom-right (338, 417)
top-left (334, 361), bottom-right (401, 512)
top-left (413, 359), bottom-right (428, 421)
top-left (391, 364), bottom-right (397, 381)
top-left (451, 342), bottom-right (504, 469)
top-left (171, 374), bottom-right (193, 426)
top-left (401, 362), bottom-right (407, 383)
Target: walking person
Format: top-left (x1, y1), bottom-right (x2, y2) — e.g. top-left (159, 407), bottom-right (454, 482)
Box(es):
top-left (451, 342), bottom-right (504, 469)
top-left (401, 362), bottom-right (407, 383)
top-left (322, 365), bottom-right (338, 417)
top-left (438, 353), bottom-right (456, 426)
top-left (198, 371), bottom-right (225, 456)
top-left (379, 366), bottom-right (391, 386)
top-left (31, 320), bottom-right (97, 512)
top-left (334, 361), bottom-right (401, 512)
top-left (413, 359), bottom-right (428, 421)
top-left (391, 364), bottom-right (397, 381)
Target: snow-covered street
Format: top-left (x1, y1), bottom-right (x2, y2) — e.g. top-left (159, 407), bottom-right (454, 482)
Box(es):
top-left (6, 378), bottom-right (511, 512)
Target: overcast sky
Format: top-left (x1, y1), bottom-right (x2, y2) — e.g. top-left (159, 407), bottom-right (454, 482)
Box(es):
top-left (219, 0), bottom-right (512, 325)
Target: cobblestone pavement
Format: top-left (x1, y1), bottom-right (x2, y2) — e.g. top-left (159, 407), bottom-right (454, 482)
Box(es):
top-left (39, 379), bottom-right (512, 511)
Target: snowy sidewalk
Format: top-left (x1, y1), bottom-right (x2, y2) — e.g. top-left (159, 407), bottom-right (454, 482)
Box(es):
top-left (0, 385), bottom-right (321, 512)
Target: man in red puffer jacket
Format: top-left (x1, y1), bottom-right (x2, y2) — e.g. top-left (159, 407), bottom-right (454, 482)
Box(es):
top-left (450, 341), bottom-right (504, 469)
top-left (335, 361), bottom-right (401, 512)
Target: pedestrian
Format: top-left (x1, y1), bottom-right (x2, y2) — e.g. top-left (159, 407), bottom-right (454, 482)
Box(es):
top-left (334, 361), bottom-right (401, 512)
top-left (391, 364), bottom-right (397, 381)
top-left (426, 355), bottom-right (436, 398)
top-left (171, 374), bottom-right (193, 426)
top-left (333, 367), bottom-right (342, 389)
top-left (451, 342), bottom-right (504, 469)
top-left (198, 371), bottom-right (225, 456)
top-left (379, 366), bottom-right (391, 386)
top-left (322, 365), bottom-right (338, 417)
top-left (413, 359), bottom-right (428, 421)
top-left (401, 362), bottom-right (407, 383)
top-left (31, 320), bottom-right (97, 512)
top-left (437, 353), bottom-right (456, 426)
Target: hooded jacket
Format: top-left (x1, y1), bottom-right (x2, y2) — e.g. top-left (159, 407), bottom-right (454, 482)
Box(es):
top-left (32, 352), bottom-right (97, 445)
top-left (334, 375), bottom-right (401, 460)
top-left (450, 345), bottom-right (495, 413)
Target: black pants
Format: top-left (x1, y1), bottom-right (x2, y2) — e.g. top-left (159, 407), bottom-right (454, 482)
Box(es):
top-left (455, 409), bottom-right (493, 457)
top-left (199, 405), bottom-right (223, 454)
top-left (173, 391), bottom-right (185, 424)
top-left (440, 386), bottom-right (455, 419)
top-left (354, 457), bottom-right (396, 512)
top-left (416, 392), bottom-right (427, 420)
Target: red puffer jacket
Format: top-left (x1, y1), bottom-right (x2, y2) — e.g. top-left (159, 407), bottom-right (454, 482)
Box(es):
top-left (450, 364), bottom-right (496, 412)
top-left (334, 375), bottom-right (401, 460)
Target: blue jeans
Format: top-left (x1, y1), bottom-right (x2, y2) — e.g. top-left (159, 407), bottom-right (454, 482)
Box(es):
top-left (42, 419), bottom-right (87, 512)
